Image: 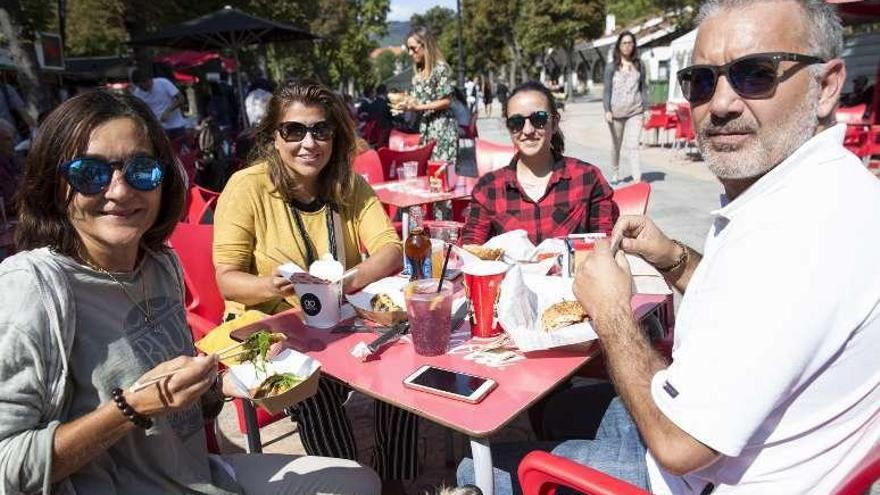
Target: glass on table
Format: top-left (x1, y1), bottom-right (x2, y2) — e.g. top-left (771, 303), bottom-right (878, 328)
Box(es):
top-left (428, 221), bottom-right (461, 244)
top-left (402, 161), bottom-right (419, 180)
top-left (405, 279), bottom-right (453, 356)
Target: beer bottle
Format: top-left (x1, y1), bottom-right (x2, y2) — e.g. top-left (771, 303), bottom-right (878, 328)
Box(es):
top-left (404, 207), bottom-right (432, 280)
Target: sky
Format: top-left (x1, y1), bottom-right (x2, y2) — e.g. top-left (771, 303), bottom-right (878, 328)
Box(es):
top-left (388, 0), bottom-right (457, 22)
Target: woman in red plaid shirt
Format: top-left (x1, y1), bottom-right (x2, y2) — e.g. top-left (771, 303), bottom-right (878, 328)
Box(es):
top-left (462, 82), bottom-right (618, 245)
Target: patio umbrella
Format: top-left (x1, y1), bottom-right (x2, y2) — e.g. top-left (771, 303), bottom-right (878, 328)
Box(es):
top-left (826, 0), bottom-right (880, 24)
top-left (130, 5), bottom-right (318, 127)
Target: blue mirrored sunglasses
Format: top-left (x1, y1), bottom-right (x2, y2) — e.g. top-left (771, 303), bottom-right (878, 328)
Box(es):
top-left (59, 155), bottom-right (165, 195)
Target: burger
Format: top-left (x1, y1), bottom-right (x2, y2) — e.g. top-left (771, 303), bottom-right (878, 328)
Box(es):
top-left (541, 301), bottom-right (588, 332)
top-left (463, 244), bottom-right (505, 261)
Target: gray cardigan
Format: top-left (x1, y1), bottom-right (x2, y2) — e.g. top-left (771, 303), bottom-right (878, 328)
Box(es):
top-left (602, 61), bottom-right (650, 114)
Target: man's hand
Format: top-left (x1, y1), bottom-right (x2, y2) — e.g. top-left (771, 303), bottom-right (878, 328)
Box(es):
top-left (573, 239), bottom-right (632, 326)
top-left (610, 215), bottom-right (680, 269)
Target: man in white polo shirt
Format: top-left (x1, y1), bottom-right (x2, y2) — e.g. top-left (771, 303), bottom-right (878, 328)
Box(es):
top-left (456, 0), bottom-right (879, 493)
top-left (130, 69), bottom-right (187, 139)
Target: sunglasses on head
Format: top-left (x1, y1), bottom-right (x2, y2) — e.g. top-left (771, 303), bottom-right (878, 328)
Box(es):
top-left (276, 121), bottom-right (335, 142)
top-left (506, 111), bottom-right (553, 133)
top-left (59, 155), bottom-right (165, 195)
top-left (677, 52), bottom-right (826, 105)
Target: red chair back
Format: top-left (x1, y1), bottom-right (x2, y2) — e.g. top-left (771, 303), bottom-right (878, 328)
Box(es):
top-left (613, 182), bottom-right (651, 216)
top-left (519, 434), bottom-right (880, 495)
top-left (168, 223), bottom-right (225, 326)
top-left (377, 141), bottom-right (436, 179)
top-left (168, 222), bottom-right (286, 444)
top-left (674, 103), bottom-right (696, 141)
top-left (833, 443), bottom-right (880, 495)
top-left (389, 129), bottom-right (422, 150)
top-left (185, 185), bottom-right (220, 224)
top-left (353, 149), bottom-right (385, 184)
top-left (475, 138), bottom-right (516, 177)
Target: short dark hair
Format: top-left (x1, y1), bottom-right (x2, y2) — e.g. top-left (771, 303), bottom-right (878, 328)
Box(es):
top-left (375, 84), bottom-right (387, 95)
top-left (502, 81), bottom-right (565, 154)
top-left (15, 90), bottom-right (186, 256)
top-left (130, 68), bottom-right (150, 84)
top-left (250, 80), bottom-right (357, 209)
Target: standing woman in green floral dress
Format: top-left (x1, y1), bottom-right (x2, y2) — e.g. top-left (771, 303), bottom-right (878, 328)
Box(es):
top-left (402, 26), bottom-right (459, 164)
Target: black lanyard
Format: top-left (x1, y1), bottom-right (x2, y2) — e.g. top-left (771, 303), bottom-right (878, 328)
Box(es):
top-left (288, 203), bottom-right (337, 267)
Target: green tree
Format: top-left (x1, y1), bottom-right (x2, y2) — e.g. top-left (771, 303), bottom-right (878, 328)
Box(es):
top-left (372, 48), bottom-right (396, 82)
top-left (0, 0), bottom-right (55, 117)
top-left (517, 0), bottom-right (604, 97)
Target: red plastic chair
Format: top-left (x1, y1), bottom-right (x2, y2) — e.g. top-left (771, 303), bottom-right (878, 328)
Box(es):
top-left (184, 185), bottom-right (220, 224)
top-left (673, 103), bottom-right (696, 150)
top-left (167, 223), bottom-right (285, 453)
top-left (519, 443), bottom-right (880, 495)
top-left (389, 129), bottom-right (422, 150)
top-left (642, 104), bottom-right (673, 146)
top-left (614, 182), bottom-right (651, 216)
top-left (377, 140), bottom-right (436, 179)
top-left (177, 149), bottom-right (200, 187)
top-left (353, 149), bottom-right (385, 184)
top-left (475, 138), bottom-right (516, 177)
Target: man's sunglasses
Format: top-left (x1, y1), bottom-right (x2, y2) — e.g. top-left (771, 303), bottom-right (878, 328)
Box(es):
top-left (506, 111), bottom-right (554, 133)
top-left (277, 121), bottom-right (335, 142)
top-left (59, 155), bottom-right (165, 195)
top-left (677, 52), bottom-right (826, 105)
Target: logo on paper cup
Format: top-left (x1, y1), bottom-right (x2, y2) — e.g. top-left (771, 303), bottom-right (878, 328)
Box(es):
top-left (300, 293), bottom-right (322, 316)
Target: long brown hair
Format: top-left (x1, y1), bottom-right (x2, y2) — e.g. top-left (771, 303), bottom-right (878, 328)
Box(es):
top-left (250, 80), bottom-right (356, 209)
top-left (408, 26), bottom-right (446, 79)
top-left (612, 31), bottom-right (642, 73)
top-left (15, 90), bottom-right (185, 257)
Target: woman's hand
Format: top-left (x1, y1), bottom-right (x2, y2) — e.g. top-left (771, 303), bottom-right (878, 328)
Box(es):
top-left (266, 268), bottom-right (296, 298)
top-left (127, 355), bottom-right (218, 417)
top-left (605, 111), bottom-right (613, 124)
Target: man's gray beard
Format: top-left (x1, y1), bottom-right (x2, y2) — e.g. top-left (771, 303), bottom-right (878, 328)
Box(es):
top-left (697, 83), bottom-right (821, 180)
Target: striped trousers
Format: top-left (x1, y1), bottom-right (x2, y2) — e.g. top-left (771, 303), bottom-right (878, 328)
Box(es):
top-left (286, 376), bottom-right (420, 480)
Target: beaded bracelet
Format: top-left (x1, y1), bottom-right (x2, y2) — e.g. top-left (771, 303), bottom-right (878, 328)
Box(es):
top-left (111, 388), bottom-right (153, 429)
top-left (658, 239), bottom-right (688, 274)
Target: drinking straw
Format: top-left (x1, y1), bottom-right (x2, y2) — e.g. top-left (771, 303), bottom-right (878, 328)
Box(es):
top-left (436, 242), bottom-right (454, 293)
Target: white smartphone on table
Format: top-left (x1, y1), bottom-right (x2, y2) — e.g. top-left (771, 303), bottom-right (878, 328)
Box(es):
top-left (403, 365), bottom-right (497, 404)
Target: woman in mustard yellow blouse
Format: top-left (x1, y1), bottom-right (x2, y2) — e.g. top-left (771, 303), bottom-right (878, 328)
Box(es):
top-left (213, 81), bottom-right (417, 488)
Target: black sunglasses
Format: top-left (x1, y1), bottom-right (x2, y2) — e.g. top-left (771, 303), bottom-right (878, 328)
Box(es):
top-left (277, 121), bottom-right (335, 142)
top-left (59, 155), bottom-right (165, 195)
top-left (677, 52), bottom-right (826, 105)
top-left (506, 111), bottom-right (554, 133)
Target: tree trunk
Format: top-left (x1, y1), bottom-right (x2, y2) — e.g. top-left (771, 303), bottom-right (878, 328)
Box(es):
top-left (122, 2), bottom-right (150, 71)
top-left (565, 43), bottom-right (575, 100)
top-left (0, 2), bottom-right (52, 120)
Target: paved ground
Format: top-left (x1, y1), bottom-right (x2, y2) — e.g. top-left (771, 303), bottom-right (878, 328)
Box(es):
top-left (211, 100), bottom-right (791, 494)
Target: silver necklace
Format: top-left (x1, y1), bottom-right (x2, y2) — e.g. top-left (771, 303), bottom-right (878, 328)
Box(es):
top-left (88, 261), bottom-right (157, 329)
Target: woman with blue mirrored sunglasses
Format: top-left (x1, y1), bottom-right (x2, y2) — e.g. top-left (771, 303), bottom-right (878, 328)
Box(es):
top-left (58, 155), bottom-right (165, 195)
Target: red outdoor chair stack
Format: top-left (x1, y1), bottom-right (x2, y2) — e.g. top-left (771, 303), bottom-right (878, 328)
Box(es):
top-left (518, 443), bottom-right (880, 495)
top-left (168, 222), bottom-right (286, 453)
top-left (642, 104), bottom-right (674, 146)
top-left (673, 103), bottom-right (696, 151)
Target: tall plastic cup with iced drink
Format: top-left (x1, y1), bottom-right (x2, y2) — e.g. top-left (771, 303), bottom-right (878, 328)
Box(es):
top-left (405, 279), bottom-right (453, 356)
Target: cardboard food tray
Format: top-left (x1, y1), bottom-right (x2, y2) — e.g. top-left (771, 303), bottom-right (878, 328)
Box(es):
top-left (496, 265), bottom-right (598, 352)
top-left (194, 310), bottom-right (269, 365)
top-left (345, 276), bottom-right (409, 326)
top-left (227, 349), bottom-right (322, 414)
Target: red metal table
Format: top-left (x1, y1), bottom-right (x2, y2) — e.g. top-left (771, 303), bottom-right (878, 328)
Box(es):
top-left (240, 293), bottom-right (667, 494)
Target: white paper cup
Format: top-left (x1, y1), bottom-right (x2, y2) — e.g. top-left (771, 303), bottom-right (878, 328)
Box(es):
top-left (297, 282), bottom-right (342, 328)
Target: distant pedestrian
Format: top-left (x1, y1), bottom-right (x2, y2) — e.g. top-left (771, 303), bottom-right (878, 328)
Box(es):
top-left (603, 31), bottom-right (649, 183)
top-left (482, 79), bottom-right (494, 117)
top-left (496, 82), bottom-right (509, 107)
top-left (130, 69), bottom-right (188, 140)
